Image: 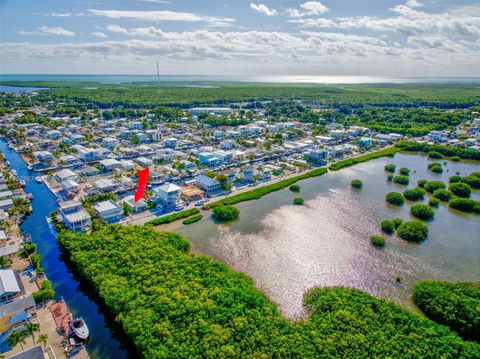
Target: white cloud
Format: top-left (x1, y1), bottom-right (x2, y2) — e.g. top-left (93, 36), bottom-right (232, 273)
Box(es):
top-left (91, 31), bottom-right (108, 39)
top-left (39, 26), bottom-right (75, 36)
top-left (287, 1), bottom-right (329, 17)
top-left (250, 3), bottom-right (277, 17)
top-left (300, 1), bottom-right (329, 15)
top-left (88, 9), bottom-right (235, 26)
top-left (405, 0), bottom-right (422, 8)
top-left (50, 12), bottom-right (72, 17)
top-left (18, 26), bottom-right (76, 37)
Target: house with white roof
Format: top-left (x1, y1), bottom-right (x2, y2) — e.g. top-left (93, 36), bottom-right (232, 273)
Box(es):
top-left (0, 270), bottom-right (21, 303)
top-left (99, 158), bottom-right (122, 172)
top-left (55, 168), bottom-right (78, 183)
top-left (154, 183), bottom-right (181, 207)
top-left (63, 210), bottom-right (91, 233)
top-left (94, 200), bottom-right (123, 222)
top-left (94, 178), bottom-right (117, 193)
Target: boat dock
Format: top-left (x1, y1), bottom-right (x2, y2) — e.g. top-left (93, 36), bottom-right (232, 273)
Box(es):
top-left (50, 300), bottom-right (73, 337)
top-left (50, 300), bottom-right (90, 358)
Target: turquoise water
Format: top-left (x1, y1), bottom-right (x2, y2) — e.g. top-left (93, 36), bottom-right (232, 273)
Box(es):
top-left (1, 74), bottom-right (480, 84)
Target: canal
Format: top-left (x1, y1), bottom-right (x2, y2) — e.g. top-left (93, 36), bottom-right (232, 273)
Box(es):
top-left (0, 140), bottom-right (132, 359)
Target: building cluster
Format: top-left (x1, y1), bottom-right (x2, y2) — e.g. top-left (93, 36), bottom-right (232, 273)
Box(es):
top-left (426, 116), bottom-right (480, 150)
top-left (2, 106), bottom-right (412, 230)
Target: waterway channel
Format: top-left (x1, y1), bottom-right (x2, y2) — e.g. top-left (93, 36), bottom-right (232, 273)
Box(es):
top-left (0, 140), bottom-right (133, 359)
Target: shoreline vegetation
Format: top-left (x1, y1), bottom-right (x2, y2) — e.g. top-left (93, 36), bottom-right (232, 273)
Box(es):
top-left (204, 167), bottom-right (328, 209)
top-left (56, 225), bottom-right (480, 358)
top-left (145, 208), bottom-right (200, 226)
top-left (51, 143), bottom-right (480, 357)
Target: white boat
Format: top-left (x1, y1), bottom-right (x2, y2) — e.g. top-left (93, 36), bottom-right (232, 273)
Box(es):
top-left (19, 180), bottom-right (26, 187)
top-left (27, 165), bottom-right (32, 170)
top-left (70, 318), bottom-right (89, 340)
top-left (35, 176), bottom-right (42, 184)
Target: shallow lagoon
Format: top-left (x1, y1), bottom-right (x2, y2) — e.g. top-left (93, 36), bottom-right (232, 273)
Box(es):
top-left (175, 154), bottom-right (480, 319)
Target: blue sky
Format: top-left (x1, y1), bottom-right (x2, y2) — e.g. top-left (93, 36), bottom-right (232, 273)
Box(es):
top-left (1, 0), bottom-right (479, 76)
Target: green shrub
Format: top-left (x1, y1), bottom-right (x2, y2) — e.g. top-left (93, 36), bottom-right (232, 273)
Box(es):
top-left (449, 198), bottom-right (478, 213)
top-left (463, 175), bottom-right (480, 189)
top-left (449, 175), bottom-right (463, 183)
top-left (413, 281), bottom-right (480, 341)
top-left (428, 163), bottom-right (443, 173)
top-left (451, 156), bottom-right (461, 161)
top-left (391, 218), bottom-right (404, 229)
top-left (397, 221), bottom-right (429, 242)
top-left (289, 184), bottom-right (301, 192)
top-left (329, 147), bottom-right (398, 170)
top-left (370, 236), bottom-right (386, 248)
top-left (392, 175), bottom-right (409, 185)
top-left (212, 205), bottom-right (240, 221)
top-left (449, 182), bottom-right (472, 198)
top-left (33, 280), bottom-right (55, 304)
top-left (425, 180), bottom-right (446, 193)
top-left (182, 214), bottom-right (203, 225)
top-left (433, 189), bottom-right (453, 202)
top-left (399, 167), bottom-right (410, 176)
top-left (386, 192), bottom-right (404, 206)
top-left (411, 204), bottom-right (435, 220)
top-left (206, 168), bottom-right (327, 209)
top-left (428, 151), bottom-right (444, 159)
top-left (381, 220), bottom-right (395, 234)
top-left (396, 141), bottom-right (480, 160)
top-left (417, 179), bottom-right (428, 188)
top-left (293, 197), bottom-right (305, 205)
top-left (474, 204), bottom-right (480, 214)
top-left (351, 179), bottom-right (363, 189)
top-left (384, 164), bottom-right (396, 172)
top-left (146, 208), bottom-right (200, 226)
top-left (403, 188), bottom-right (425, 201)
top-left (429, 198), bottom-right (440, 207)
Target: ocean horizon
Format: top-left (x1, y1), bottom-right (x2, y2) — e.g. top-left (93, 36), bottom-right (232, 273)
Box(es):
top-left (1, 74), bottom-right (480, 85)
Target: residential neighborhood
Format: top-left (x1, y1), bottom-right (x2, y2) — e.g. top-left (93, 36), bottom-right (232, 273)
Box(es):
top-left (1, 104), bottom-right (479, 231)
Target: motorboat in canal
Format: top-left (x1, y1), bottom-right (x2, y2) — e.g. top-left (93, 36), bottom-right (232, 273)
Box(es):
top-left (35, 176), bottom-right (43, 184)
top-left (27, 165), bottom-right (33, 170)
top-left (69, 318), bottom-right (89, 340)
top-left (19, 179), bottom-right (26, 187)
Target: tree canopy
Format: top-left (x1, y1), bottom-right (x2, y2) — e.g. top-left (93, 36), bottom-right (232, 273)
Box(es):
top-left (57, 226), bottom-right (480, 358)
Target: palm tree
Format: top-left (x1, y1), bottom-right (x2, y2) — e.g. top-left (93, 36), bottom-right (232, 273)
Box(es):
top-left (8, 330), bottom-right (27, 351)
top-left (38, 333), bottom-right (48, 347)
top-left (25, 322), bottom-right (40, 345)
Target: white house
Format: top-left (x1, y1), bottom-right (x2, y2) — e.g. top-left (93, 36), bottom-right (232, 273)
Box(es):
top-left (63, 210), bottom-right (91, 233)
top-left (154, 183), bottom-right (181, 207)
top-left (94, 200), bottom-right (123, 222)
top-left (94, 178), bottom-right (117, 192)
top-left (55, 168), bottom-right (78, 183)
top-left (135, 157), bottom-right (153, 167)
top-left (0, 270), bottom-right (21, 303)
top-left (99, 158), bottom-right (122, 171)
top-left (62, 179), bottom-right (80, 193)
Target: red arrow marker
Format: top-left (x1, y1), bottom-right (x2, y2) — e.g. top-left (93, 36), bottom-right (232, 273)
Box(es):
top-left (134, 167), bottom-right (150, 202)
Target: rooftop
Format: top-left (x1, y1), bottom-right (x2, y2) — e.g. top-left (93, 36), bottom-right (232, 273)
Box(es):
top-left (0, 270), bottom-right (20, 295)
